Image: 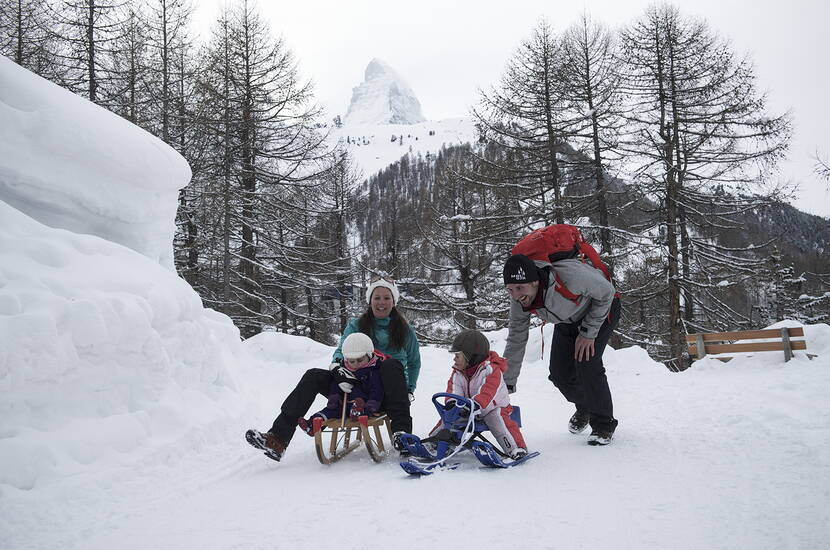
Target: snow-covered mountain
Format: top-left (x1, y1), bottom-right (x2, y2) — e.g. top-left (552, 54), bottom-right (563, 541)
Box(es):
top-left (330, 58), bottom-right (478, 178)
top-left (344, 58), bottom-right (425, 126)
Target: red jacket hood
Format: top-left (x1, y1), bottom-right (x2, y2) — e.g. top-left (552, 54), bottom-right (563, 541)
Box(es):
top-left (464, 350), bottom-right (507, 377)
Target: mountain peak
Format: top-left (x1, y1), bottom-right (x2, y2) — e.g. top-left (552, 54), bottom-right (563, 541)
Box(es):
top-left (344, 58), bottom-right (426, 125)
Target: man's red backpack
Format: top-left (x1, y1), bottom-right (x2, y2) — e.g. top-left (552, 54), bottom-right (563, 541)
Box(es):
top-left (512, 224), bottom-right (618, 303)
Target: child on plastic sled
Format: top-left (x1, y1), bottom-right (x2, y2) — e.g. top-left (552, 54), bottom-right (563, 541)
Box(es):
top-left (434, 329), bottom-right (528, 459)
top-left (297, 332), bottom-right (384, 434)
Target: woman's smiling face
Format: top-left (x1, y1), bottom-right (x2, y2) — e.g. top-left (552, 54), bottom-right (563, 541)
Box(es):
top-left (370, 287), bottom-right (394, 319)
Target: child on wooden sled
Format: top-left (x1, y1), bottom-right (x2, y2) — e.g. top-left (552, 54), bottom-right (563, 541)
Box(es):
top-left (298, 332), bottom-right (384, 434)
top-left (436, 329), bottom-right (528, 459)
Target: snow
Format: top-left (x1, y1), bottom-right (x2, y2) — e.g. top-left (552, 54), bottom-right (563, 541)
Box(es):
top-left (0, 57), bottom-right (191, 269)
top-left (2, 300), bottom-right (829, 548)
top-left (2, 57), bottom-right (829, 550)
top-left (331, 116), bottom-right (477, 178)
top-left (0, 200), bottom-right (243, 492)
top-left (344, 58), bottom-right (425, 125)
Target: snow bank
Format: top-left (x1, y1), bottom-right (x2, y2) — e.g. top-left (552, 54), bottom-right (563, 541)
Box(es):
top-left (0, 201), bottom-right (242, 490)
top-left (0, 57), bottom-right (190, 268)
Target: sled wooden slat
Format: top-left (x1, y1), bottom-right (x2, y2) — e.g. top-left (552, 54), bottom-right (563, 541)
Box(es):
top-left (313, 415), bottom-right (393, 464)
top-left (687, 327), bottom-right (813, 363)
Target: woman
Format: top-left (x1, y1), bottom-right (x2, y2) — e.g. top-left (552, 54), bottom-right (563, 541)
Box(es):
top-left (245, 276), bottom-right (421, 462)
top-left (333, 276), bottom-right (421, 396)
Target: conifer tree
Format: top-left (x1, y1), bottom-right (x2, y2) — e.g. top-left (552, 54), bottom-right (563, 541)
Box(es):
top-left (617, 4), bottom-right (791, 367)
top-left (0, 0), bottom-right (59, 78)
top-left (474, 19), bottom-right (581, 227)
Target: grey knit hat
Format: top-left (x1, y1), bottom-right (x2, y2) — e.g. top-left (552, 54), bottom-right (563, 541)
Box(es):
top-left (449, 329), bottom-right (490, 368)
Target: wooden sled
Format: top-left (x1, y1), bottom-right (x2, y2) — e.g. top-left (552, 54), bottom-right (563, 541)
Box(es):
top-left (312, 414), bottom-right (393, 465)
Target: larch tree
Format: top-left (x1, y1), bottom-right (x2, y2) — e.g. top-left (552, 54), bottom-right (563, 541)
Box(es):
top-left (474, 19), bottom-right (585, 228)
top-left (617, 3), bottom-right (791, 367)
top-left (0, 0), bottom-right (60, 79)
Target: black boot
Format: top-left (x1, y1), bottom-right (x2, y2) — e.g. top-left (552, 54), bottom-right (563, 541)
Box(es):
top-left (587, 418), bottom-right (618, 446)
top-left (246, 429), bottom-right (288, 461)
top-left (568, 410), bottom-right (591, 434)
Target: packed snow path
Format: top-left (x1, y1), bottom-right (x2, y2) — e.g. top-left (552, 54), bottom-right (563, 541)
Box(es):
top-left (3, 328), bottom-right (828, 550)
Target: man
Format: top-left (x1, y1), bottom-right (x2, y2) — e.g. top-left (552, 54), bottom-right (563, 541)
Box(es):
top-left (502, 253), bottom-right (621, 445)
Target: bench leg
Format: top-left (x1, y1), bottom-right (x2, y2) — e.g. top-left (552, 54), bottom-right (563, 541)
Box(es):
top-left (781, 328), bottom-right (792, 362)
top-left (695, 334), bottom-right (706, 359)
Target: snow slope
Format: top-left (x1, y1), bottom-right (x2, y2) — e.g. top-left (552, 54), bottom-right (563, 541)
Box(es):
top-left (2, 320), bottom-right (828, 550)
top-left (0, 57), bottom-right (190, 268)
top-left (331, 116), bottom-right (477, 179)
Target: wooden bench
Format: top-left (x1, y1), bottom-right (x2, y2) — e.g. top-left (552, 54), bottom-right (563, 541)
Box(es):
top-left (687, 327), bottom-right (814, 363)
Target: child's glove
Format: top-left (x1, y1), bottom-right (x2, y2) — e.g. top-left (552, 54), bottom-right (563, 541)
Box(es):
top-left (456, 399), bottom-right (481, 418)
top-left (332, 365), bottom-right (357, 393)
top-left (349, 398), bottom-right (366, 419)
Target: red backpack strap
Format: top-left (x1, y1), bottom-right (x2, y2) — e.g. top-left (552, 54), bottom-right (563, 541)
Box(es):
top-left (553, 272), bottom-right (582, 304)
top-left (577, 241), bottom-right (612, 281)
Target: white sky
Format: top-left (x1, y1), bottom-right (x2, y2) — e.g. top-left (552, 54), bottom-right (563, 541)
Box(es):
top-left (192, 0), bottom-right (830, 217)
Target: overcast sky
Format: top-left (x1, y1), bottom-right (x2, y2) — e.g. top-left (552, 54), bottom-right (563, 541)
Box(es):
top-left (193, 0), bottom-right (829, 217)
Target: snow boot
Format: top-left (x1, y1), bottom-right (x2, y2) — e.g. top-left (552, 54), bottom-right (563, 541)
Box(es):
top-left (392, 431), bottom-right (411, 457)
top-left (297, 417), bottom-right (315, 437)
top-left (511, 448), bottom-right (529, 460)
top-left (587, 428), bottom-right (615, 446)
top-left (568, 410), bottom-right (591, 434)
top-left (245, 429), bottom-right (287, 461)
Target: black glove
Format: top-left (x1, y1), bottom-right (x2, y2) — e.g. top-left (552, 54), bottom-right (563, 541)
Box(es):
top-left (332, 366), bottom-right (357, 393)
top-left (328, 357), bottom-right (343, 371)
top-left (456, 399), bottom-right (481, 418)
top-left (443, 399), bottom-right (457, 411)
top-left (506, 384), bottom-right (516, 394)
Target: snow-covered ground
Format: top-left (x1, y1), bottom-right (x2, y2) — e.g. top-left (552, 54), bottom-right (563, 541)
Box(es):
top-left (2, 319), bottom-right (828, 550)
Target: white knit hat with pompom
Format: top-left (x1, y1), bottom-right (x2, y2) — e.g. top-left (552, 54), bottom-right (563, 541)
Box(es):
top-left (365, 278), bottom-right (400, 305)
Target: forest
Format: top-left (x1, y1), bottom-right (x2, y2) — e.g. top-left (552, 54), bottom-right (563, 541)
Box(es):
top-left (3, 0), bottom-right (828, 369)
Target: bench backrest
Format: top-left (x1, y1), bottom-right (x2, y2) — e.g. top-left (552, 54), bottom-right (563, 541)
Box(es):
top-left (686, 327), bottom-right (806, 361)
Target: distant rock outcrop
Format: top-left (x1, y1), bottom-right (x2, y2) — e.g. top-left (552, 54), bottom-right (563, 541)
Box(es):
top-left (344, 58), bottom-right (425, 125)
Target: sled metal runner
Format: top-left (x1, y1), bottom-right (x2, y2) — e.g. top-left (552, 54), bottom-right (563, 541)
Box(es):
top-left (312, 414), bottom-right (393, 464)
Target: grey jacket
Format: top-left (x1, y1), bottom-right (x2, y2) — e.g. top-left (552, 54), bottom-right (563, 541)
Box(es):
top-left (503, 259), bottom-right (616, 387)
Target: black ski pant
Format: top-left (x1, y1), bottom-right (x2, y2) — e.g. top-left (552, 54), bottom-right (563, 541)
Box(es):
top-left (548, 297), bottom-right (621, 432)
top-left (269, 358), bottom-right (412, 444)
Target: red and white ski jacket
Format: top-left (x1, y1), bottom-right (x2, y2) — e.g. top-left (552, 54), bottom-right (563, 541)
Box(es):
top-left (445, 350), bottom-right (511, 413)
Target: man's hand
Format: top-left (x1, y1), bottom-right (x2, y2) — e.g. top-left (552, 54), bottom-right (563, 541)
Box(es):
top-left (574, 335), bottom-right (596, 362)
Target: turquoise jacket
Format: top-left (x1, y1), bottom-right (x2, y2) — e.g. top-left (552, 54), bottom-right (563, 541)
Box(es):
top-left (333, 316), bottom-right (421, 392)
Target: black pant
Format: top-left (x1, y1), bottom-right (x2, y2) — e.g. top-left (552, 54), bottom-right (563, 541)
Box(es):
top-left (548, 297), bottom-right (621, 432)
top-left (269, 358), bottom-right (412, 444)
